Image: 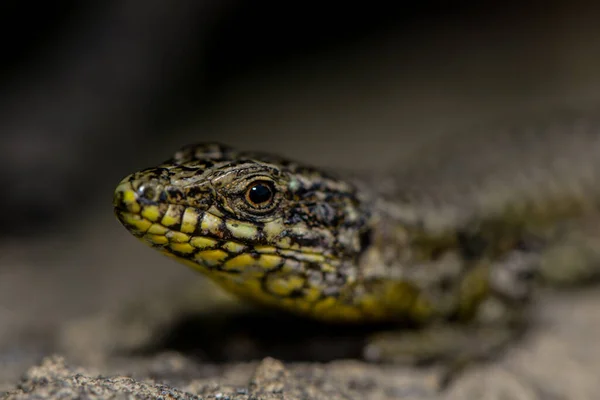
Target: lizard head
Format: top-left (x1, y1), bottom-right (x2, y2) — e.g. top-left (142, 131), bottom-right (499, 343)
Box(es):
top-left (113, 143), bottom-right (373, 320)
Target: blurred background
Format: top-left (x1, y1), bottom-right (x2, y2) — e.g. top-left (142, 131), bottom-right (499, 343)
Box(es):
top-left (2, 0), bottom-right (600, 394)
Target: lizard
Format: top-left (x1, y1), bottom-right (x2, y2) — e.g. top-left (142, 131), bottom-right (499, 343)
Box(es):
top-left (112, 110), bottom-right (600, 386)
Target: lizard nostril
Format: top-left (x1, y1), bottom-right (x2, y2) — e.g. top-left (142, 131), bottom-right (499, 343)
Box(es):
top-left (137, 184), bottom-right (157, 202)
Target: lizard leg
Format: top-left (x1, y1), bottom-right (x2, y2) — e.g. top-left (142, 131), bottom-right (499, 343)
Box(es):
top-left (363, 320), bottom-right (523, 388)
top-left (363, 251), bottom-right (535, 388)
top-left (538, 217), bottom-right (600, 286)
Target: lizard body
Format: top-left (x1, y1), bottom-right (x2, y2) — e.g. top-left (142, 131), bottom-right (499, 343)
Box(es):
top-left (113, 112), bottom-right (600, 376)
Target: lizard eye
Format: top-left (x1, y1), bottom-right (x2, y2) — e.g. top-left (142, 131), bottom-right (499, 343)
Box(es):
top-left (245, 181), bottom-right (275, 208)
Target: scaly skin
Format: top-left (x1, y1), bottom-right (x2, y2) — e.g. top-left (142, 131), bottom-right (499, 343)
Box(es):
top-left (114, 142), bottom-right (423, 323)
top-left (113, 115), bottom-right (600, 333)
top-left (113, 143), bottom-right (488, 324)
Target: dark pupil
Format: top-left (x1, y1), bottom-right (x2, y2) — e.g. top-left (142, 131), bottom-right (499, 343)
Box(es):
top-left (249, 183), bottom-right (272, 204)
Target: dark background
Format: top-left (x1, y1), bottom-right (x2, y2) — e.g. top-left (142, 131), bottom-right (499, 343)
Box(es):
top-left (2, 1), bottom-right (600, 396)
top-left (3, 1), bottom-right (600, 237)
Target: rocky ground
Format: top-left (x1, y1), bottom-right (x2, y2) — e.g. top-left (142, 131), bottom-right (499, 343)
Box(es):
top-left (1, 211), bottom-right (600, 399)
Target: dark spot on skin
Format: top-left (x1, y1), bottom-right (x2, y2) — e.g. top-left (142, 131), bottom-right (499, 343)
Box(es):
top-left (515, 236), bottom-right (546, 252)
top-left (305, 263), bottom-right (324, 272)
top-left (429, 247), bottom-right (444, 261)
top-left (289, 185), bottom-right (309, 196)
top-left (287, 289), bottom-right (306, 299)
top-left (185, 186), bottom-right (205, 198)
top-left (285, 232), bottom-right (323, 249)
top-left (286, 208), bottom-right (306, 225)
top-left (141, 167), bottom-right (171, 181)
top-left (177, 164), bottom-right (209, 172)
top-left (358, 228), bottom-right (372, 253)
top-left (457, 231), bottom-right (488, 260)
top-left (438, 276), bottom-right (454, 292)
top-left (517, 268), bottom-right (536, 282)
